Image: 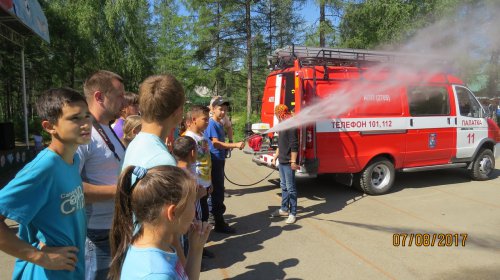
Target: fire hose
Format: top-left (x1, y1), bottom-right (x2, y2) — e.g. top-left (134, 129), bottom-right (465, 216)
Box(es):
top-left (224, 169), bottom-right (276, 187)
top-left (224, 133), bottom-right (276, 187)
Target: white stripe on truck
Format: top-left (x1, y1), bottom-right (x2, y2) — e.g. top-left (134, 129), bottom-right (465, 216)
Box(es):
top-left (273, 74), bottom-right (282, 127)
top-left (316, 116), bottom-right (485, 132)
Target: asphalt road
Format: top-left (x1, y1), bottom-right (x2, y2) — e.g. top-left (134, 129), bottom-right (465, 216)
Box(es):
top-left (1, 150), bottom-right (499, 279)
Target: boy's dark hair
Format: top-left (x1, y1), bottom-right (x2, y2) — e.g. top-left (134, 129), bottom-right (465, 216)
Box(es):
top-left (36, 88), bottom-right (87, 123)
top-left (138, 74), bottom-right (185, 123)
top-left (172, 136), bottom-right (196, 161)
top-left (186, 104), bottom-right (210, 121)
top-left (83, 70), bottom-right (123, 98)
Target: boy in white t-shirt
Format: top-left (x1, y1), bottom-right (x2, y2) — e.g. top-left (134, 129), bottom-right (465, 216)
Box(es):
top-left (184, 105), bottom-right (215, 258)
top-left (184, 105), bottom-right (212, 222)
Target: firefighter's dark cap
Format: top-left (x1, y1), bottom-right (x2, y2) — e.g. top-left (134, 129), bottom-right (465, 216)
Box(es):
top-left (211, 97), bottom-right (230, 107)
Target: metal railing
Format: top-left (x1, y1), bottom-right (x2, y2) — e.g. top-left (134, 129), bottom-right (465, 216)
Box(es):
top-left (267, 45), bottom-right (448, 69)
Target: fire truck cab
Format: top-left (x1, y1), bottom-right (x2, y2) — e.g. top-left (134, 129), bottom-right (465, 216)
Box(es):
top-left (250, 46), bottom-right (500, 195)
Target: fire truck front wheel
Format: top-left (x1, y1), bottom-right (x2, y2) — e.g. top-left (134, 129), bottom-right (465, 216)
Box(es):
top-left (358, 157), bottom-right (395, 195)
top-left (469, 149), bottom-right (495, 181)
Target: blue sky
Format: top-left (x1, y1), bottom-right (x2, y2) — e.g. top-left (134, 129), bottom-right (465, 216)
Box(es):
top-left (165, 1), bottom-right (321, 27)
top-left (302, 1), bottom-right (320, 26)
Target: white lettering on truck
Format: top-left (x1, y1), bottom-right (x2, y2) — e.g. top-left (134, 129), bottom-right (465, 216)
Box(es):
top-left (363, 94), bottom-right (391, 102)
top-left (332, 120), bottom-right (393, 129)
top-left (462, 119), bottom-right (482, 126)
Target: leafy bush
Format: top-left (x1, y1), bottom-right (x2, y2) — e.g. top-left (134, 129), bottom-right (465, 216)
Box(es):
top-left (230, 111), bottom-right (261, 142)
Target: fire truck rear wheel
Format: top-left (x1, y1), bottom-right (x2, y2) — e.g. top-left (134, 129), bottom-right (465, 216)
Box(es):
top-left (469, 149), bottom-right (495, 181)
top-left (359, 157), bottom-right (395, 195)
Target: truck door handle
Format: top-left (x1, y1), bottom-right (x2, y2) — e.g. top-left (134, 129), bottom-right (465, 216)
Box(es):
top-left (447, 117), bottom-right (450, 125)
top-left (410, 119), bottom-right (413, 126)
top-left (455, 118), bottom-right (457, 125)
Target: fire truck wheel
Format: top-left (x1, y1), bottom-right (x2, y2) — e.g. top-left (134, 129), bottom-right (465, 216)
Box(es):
top-left (469, 149), bottom-right (495, 181)
top-left (359, 157), bottom-right (395, 195)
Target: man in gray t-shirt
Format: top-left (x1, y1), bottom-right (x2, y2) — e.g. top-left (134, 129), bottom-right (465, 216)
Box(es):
top-left (77, 70), bottom-right (125, 280)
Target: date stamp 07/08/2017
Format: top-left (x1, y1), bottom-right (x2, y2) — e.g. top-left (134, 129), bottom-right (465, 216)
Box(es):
top-left (393, 233), bottom-right (468, 247)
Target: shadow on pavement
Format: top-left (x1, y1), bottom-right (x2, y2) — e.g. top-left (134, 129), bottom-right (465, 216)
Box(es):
top-left (203, 207), bottom-right (284, 271)
top-left (209, 159), bottom-right (500, 277)
top-left (293, 174), bottom-right (367, 221)
top-left (390, 168), bottom-right (500, 193)
top-left (225, 184), bottom-right (277, 197)
top-left (224, 258), bottom-right (301, 280)
top-left (203, 175), bottom-right (365, 274)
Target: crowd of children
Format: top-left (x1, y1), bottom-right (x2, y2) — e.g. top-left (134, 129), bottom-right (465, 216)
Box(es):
top-left (0, 70), bottom-right (254, 280)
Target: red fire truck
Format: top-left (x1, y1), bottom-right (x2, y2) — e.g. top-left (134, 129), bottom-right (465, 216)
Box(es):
top-left (249, 46), bottom-right (500, 195)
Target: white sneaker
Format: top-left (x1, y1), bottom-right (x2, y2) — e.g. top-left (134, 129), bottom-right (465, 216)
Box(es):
top-left (271, 209), bottom-right (289, 217)
top-left (286, 214), bottom-right (296, 224)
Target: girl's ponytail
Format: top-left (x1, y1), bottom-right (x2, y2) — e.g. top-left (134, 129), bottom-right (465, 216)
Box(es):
top-left (108, 165), bottom-right (135, 280)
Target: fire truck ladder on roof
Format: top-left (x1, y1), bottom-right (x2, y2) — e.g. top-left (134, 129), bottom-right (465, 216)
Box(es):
top-left (267, 45), bottom-right (448, 70)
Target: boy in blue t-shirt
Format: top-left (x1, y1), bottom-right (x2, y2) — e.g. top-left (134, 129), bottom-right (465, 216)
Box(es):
top-left (0, 88), bottom-right (91, 279)
top-left (121, 74), bottom-right (191, 270)
top-left (204, 97), bottom-right (244, 234)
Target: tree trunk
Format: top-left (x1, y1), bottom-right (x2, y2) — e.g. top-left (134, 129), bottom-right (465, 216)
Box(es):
top-left (70, 46), bottom-right (76, 88)
top-left (246, 0), bottom-right (252, 120)
top-left (320, 0), bottom-right (325, 47)
top-left (215, 2), bottom-right (221, 96)
top-left (268, 0), bottom-right (272, 53)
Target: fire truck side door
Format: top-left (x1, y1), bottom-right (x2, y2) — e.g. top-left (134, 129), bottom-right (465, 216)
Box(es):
top-left (454, 86), bottom-right (488, 159)
top-left (404, 86), bottom-right (455, 166)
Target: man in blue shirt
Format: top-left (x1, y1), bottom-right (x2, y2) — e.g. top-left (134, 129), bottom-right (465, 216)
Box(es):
top-left (204, 97), bottom-right (244, 234)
